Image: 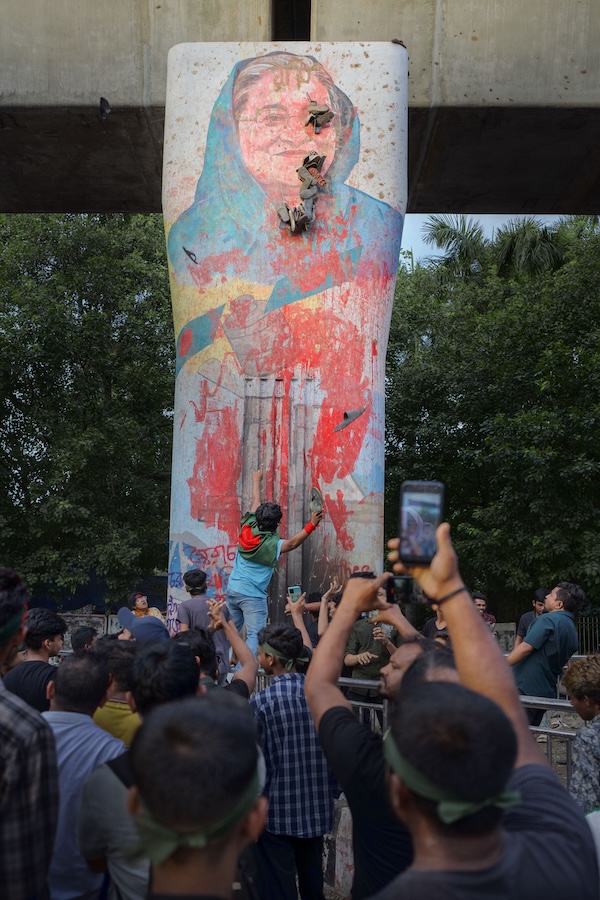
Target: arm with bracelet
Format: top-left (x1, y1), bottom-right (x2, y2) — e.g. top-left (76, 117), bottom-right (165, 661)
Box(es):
top-left (279, 510), bottom-right (323, 553)
top-left (387, 524), bottom-right (545, 769)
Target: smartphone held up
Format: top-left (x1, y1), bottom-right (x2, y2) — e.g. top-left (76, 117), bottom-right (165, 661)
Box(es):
top-left (398, 480), bottom-right (444, 567)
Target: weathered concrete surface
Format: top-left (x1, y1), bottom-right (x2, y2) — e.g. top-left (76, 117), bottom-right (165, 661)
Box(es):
top-left (1, 0), bottom-right (600, 212)
top-left (313, 0), bottom-right (600, 213)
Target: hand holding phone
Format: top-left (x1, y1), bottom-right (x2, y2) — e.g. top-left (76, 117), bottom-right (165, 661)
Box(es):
top-left (399, 481), bottom-right (444, 567)
top-left (287, 585), bottom-right (302, 602)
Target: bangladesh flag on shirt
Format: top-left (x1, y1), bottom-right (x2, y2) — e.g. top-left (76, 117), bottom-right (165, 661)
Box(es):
top-left (237, 512), bottom-right (281, 569)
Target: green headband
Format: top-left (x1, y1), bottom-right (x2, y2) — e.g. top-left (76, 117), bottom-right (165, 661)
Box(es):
top-left (125, 769), bottom-right (261, 865)
top-left (383, 730), bottom-right (520, 825)
top-left (259, 641), bottom-right (308, 671)
top-left (0, 608), bottom-right (25, 644)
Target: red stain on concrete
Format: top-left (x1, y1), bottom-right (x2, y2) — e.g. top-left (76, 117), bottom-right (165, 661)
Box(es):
top-left (325, 490), bottom-right (355, 551)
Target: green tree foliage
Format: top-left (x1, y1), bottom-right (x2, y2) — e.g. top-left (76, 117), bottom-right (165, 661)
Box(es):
top-left (421, 214), bottom-right (489, 279)
top-left (0, 214), bottom-right (174, 602)
top-left (494, 216), bottom-right (567, 278)
top-left (387, 222), bottom-right (600, 619)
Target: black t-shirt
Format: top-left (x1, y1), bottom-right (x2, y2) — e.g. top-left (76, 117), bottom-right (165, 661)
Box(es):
top-left (318, 706), bottom-right (412, 899)
top-left (369, 765), bottom-right (600, 899)
top-left (516, 610), bottom-right (536, 639)
top-left (3, 660), bottom-right (56, 712)
top-left (421, 618), bottom-right (449, 642)
top-left (224, 679), bottom-right (250, 700)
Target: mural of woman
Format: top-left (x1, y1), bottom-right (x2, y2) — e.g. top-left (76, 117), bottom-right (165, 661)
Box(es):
top-left (163, 45), bottom-right (407, 622)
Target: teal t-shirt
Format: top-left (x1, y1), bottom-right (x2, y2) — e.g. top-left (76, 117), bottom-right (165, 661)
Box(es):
top-left (513, 610), bottom-right (578, 697)
top-left (227, 512), bottom-right (284, 600)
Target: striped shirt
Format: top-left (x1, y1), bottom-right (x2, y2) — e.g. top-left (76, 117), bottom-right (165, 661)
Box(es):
top-left (251, 672), bottom-right (334, 837)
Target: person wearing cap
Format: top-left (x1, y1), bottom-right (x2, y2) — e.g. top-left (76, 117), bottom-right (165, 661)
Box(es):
top-left (117, 607), bottom-right (170, 645)
top-left (350, 525), bottom-right (600, 900)
top-left (250, 623), bottom-right (333, 900)
top-left (127, 592), bottom-right (165, 623)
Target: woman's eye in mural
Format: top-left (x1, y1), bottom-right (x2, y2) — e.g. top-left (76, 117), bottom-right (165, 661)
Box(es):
top-left (258, 111), bottom-right (298, 129)
top-left (241, 110), bottom-right (320, 135)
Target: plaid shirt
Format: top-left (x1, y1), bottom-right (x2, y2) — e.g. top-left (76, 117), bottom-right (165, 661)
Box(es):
top-left (0, 678), bottom-right (59, 899)
top-left (251, 672), bottom-right (334, 837)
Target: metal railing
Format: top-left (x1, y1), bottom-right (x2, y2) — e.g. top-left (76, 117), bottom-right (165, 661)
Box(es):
top-left (520, 696), bottom-right (576, 784)
top-left (577, 618), bottom-right (600, 655)
top-left (255, 672), bottom-right (579, 787)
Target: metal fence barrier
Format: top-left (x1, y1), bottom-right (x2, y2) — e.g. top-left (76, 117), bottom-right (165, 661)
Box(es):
top-left (519, 695), bottom-right (576, 785)
top-left (255, 672), bottom-right (578, 787)
top-left (577, 618), bottom-right (600, 655)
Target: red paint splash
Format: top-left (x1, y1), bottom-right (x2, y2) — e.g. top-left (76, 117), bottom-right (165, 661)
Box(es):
top-left (324, 490), bottom-right (355, 551)
top-left (187, 403), bottom-right (242, 536)
top-left (178, 328), bottom-right (193, 356)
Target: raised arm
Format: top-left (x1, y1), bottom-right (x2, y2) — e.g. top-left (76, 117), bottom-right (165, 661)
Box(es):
top-left (285, 594), bottom-right (312, 650)
top-left (250, 468), bottom-right (263, 513)
top-left (387, 524), bottom-right (546, 769)
top-left (280, 510), bottom-right (323, 554)
top-left (207, 599), bottom-right (258, 695)
top-left (305, 579), bottom-right (340, 617)
top-left (317, 583), bottom-right (340, 637)
top-left (305, 573), bottom-right (389, 729)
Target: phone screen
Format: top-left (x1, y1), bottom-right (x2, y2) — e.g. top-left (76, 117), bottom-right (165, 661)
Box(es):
top-left (399, 481), bottom-right (444, 565)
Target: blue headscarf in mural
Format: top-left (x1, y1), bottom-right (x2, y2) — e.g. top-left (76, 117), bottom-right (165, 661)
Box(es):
top-left (167, 52), bottom-right (403, 372)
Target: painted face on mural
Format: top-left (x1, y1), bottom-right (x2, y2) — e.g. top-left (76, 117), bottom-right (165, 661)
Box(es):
top-left (236, 70), bottom-right (337, 195)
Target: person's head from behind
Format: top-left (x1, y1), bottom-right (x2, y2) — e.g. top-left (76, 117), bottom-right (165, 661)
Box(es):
top-left (563, 655), bottom-right (600, 721)
top-left (255, 501), bottom-right (282, 533)
top-left (172, 628), bottom-right (217, 681)
top-left (400, 646), bottom-right (458, 695)
top-left (545, 582), bottom-right (586, 614)
top-left (0, 568), bottom-right (29, 670)
top-left (183, 569), bottom-right (208, 596)
top-left (385, 682), bottom-right (517, 841)
top-left (71, 625), bottom-right (97, 654)
top-left (348, 571), bottom-right (376, 582)
top-left (128, 695), bottom-right (266, 868)
top-left (129, 641), bottom-right (200, 717)
top-left (24, 608), bottom-right (67, 656)
top-left (379, 636), bottom-right (457, 701)
top-left (91, 637), bottom-right (139, 693)
top-left (257, 623), bottom-right (303, 675)
top-left (47, 654), bottom-right (110, 716)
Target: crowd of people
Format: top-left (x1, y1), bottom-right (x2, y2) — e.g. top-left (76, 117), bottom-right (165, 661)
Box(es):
top-left (1, 480), bottom-right (600, 899)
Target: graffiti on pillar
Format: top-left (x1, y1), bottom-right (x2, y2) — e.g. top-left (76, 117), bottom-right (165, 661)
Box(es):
top-left (163, 43), bottom-right (407, 629)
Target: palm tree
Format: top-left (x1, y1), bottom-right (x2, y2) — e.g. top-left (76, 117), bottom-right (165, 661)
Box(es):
top-left (493, 217), bottom-right (567, 278)
top-left (421, 214), bottom-right (489, 279)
